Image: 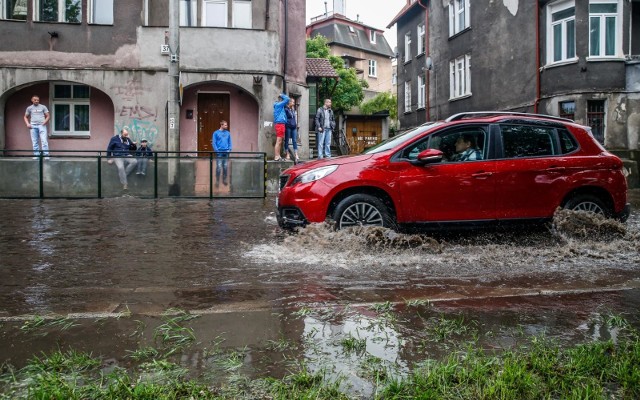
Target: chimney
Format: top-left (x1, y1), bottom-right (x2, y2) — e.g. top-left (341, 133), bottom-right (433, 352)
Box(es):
top-left (334, 0), bottom-right (345, 15)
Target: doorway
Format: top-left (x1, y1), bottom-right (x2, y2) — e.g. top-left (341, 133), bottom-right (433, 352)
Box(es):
top-left (198, 93), bottom-right (230, 152)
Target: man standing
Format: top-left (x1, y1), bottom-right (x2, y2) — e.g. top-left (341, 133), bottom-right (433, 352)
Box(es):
top-left (273, 93), bottom-right (290, 161)
top-left (107, 128), bottom-right (138, 190)
top-left (24, 95), bottom-right (50, 158)
top-left (212, 120), bottom-right (232, 187)
top-left (314, 98), bottom-right (335, 159)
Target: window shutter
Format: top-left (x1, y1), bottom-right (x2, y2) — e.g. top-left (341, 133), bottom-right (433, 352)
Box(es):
top-left (465, 0), bottom-right (470, 29)
top-left (449, 60), bottom-right (455, 99)
top-left (465, 54), bottom-right (471, 95)
top-left (448, 2), bottom-right (454, 37)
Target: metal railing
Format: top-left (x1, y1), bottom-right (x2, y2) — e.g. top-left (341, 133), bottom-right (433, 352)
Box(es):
top-left (0, 150), bottom-right (267, 199)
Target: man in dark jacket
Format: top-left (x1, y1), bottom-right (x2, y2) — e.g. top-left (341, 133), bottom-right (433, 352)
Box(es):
top-left (314, 98), bottom-right (335, 159)
top-left (135, 138), bottom-right (153, 176)
top-left (107, 128), bottom-right (137, 190)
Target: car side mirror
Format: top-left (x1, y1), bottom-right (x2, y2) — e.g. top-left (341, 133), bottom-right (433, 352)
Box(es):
top-left (412, 149), bottom-right (443, 165)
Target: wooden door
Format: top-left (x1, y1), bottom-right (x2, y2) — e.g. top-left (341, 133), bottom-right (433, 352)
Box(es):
top-left (198, 93), bottom-right (230, 152)
top-left (346, 119), bottom-right (382, 154)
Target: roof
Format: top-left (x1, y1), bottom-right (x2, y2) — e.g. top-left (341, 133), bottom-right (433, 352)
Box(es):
top-left (387, 1), bottom-right (425, 29)
top-left (306, 58), bottom-right (339, 78)
top-left (307, 16), bottom-right (394, 58)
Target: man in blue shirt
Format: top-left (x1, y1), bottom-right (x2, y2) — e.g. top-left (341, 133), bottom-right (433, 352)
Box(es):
top-left (273, 93), bottom-right (289, 161)
top-left (212, 120), bottom-right (232, 187)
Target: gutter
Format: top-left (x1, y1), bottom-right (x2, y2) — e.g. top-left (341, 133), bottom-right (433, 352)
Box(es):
top-left (417, 0), bottom-right (430, 121)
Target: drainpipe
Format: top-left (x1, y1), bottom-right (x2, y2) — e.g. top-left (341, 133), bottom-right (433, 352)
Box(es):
top-left (417, 0), bottom-right (430, 121)
top-left (534, 0), bottom-right (541, 113)
top-left (265, 0), bottom-right (270, 27)
top-left (283, 0), bottom-right (288, 92)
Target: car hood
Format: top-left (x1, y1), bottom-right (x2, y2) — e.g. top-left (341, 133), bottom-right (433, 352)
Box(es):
top-left (281, 154), bottom-right (375, 175)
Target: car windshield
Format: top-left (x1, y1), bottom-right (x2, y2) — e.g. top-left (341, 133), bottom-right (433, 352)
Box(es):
top-left (363, 122), bottom-right (443, 154)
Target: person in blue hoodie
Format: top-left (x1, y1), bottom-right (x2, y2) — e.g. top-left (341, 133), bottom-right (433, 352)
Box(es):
top-left (273, 92), bottom-right (290, 161)
top-left (284, 98), bottom-right (299, 161)
top-left (212, 120), bottom-right (232, 187)
top-left (135, 138), bottom-right (153, 176)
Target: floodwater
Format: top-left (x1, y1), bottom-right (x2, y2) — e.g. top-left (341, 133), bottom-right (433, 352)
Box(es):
top-left (1, 193), bottom-right (640, 397)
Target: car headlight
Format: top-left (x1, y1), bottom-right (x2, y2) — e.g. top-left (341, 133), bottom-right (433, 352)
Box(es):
top-left (292, 165), bottom-right (338, 185)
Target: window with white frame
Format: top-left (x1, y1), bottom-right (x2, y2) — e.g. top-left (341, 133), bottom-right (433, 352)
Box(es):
top-left (547, 1), bottom-right (576, 64)
top-left (203, 0), bottom-right (227, 27)
top-left (232, 0), bottom-right (251, 28)
top-left (2, 0), bottom-right (27, 20)
top-left (89, 0), bottom-right (113, 24)
top-left (448, 0), bottom-right (470, 37)
top-left (35, 0), bottom-right (81, 22)
top-left (369, 30), bottom-right (376, 43)
top-left (589, 1), bottom-right (620, 58)
top-left (449, 54), bottom-right (471, 99)
top-left (417, 23), bottom-right (426, 55)
top-left (51, 83), bottom-right (90, 136)
top-left (404, 32), bottom-right (411, 62)
top-left (418, 75), bottom-right (425, 109)
top-left (404, 81), bottom-right (412, 113)
top-left (180, 0), bottom-right (196, 26)
top-left (368, 60), bottom-right (377, 77)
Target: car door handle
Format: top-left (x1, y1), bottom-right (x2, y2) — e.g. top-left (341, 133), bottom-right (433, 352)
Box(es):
top-left (546, 167), bottom-right (566, 172)
top-left (472, 172), bottom-right (493, 178)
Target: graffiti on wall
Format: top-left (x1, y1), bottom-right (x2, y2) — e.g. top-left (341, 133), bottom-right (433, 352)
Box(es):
top-left (112, 78), bottom-right (161, 147)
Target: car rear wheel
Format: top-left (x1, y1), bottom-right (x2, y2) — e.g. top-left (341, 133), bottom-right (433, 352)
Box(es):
top-left (563, 194), bottom-right (610, 217)
top-left (333, 194), bottom-right (395, 230)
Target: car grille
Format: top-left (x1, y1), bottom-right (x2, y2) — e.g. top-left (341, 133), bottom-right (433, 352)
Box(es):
top-left (279, 175), bottom-right (290, 190)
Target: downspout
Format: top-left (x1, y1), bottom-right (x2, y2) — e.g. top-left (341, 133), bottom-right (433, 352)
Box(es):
top-left (417, 0), bottom-right (430, 121)
top-left (283, 0), bottom-right (288, 92)
top-left (534, 0), bottom-right (541, 113)
top-left (265, 0), bottom-right (270, 27)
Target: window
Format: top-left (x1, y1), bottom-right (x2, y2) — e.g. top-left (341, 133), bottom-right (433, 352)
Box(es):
top-left (343, 59), bottom-right (350, 69)
top-left (404, 32), bottom-right (411, 62)
top-left (448, 0), bottom-right (470, 37)
top-left (559, 101), bottom-right (575, 120)
top-left (417, 75), bottom-right (425, 109)
top-left (203, 0), bottom-right (227, 27)
top-left (449, 54), bottom-right (471, 99)
top-left (369, 30), bottom-right (376, 43)
top-left (587, 100), bottom-right (606, 143)
top-left (547, 1), bottom-right (576, 64)
top-left (417, 24), bottom-right (425, 55)
top-left (589, 1), bottom-right (620, 57)
top-left (35, 0), bottom-right (81, 22)
top-left (559, 128), bottom-right (578, 154)
top-left (232, 0), bottom-right (251, 28)
top-left (180, 0), bottom-right (196, 26)
top-left (392, 71), bottom-right (397, 85)
top-left (51, 83), bottom-right (90, 137)
top-left (501, 125), bottom-right (557, 158)
top-left (348, 25), bottom-right (355, 33)
top-left (368, 60), bottom-right (377, 77)
top-left (2, 0), bottom-right (27, 20)
top-left (89, 0), bottom-right (113, 24)
top-left (403, 126), bottom-right (487, 162)
top-left (404, 81), bottom-right (412, 113)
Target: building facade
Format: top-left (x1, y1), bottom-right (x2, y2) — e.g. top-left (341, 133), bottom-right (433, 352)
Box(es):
top-left (0, 0), bottom-right (308, 158)
top-left (389, 0), bottom-right (640, 150)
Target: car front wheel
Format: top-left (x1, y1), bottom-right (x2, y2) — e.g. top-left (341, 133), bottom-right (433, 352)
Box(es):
top-left (333, 194), bottom-right (395, 230)
top-left (563, 194), bottom-right (610, 217)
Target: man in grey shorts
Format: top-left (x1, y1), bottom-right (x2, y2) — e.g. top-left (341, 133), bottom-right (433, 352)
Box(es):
top-left (23, 95), bottom-right (50, 158)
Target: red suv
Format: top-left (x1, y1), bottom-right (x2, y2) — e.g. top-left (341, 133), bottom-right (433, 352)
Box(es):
top-left (277, 112), bottom-right (630, 230)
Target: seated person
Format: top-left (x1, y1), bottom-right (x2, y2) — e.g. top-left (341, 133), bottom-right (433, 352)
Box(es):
top-left (450, 134), bottom-right (482, 162)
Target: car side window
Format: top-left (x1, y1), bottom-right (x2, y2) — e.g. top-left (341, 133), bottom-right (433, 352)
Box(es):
top-left (429, 127), bottom-right (487, 163)
top-left (500, 124), bottom-right (557, 158)
top-left (558, 128), bottom-right (578, 154)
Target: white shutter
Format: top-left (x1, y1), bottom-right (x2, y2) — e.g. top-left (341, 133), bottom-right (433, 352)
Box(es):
top-left (465, 54), bottom-right (472, 96)
top-left (464, 0), bottom-right (470, 29)
top-left (448, 2), bottom-right (454, 37)
top-left (449, 60), bottom-right (455, 99)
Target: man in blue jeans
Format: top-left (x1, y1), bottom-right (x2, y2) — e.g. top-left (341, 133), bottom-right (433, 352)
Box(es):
top-left (212, 120), bottom-right (232, 187)
top-left (23, 95), bottom-right (50, 158)
top-left (314, 98), bottom-right (335, 159)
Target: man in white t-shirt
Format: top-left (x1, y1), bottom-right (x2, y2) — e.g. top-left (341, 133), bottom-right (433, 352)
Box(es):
top-left (23, 95), bottom-right (50, 158)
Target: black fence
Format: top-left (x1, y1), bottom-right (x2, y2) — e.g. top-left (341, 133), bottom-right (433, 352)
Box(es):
top-left (0, 150), bottom-right (267, 199)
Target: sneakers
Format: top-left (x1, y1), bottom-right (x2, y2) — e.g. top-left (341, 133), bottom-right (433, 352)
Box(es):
top-left (136, 172), bottom-right (141, 175)
top-left (123, 184), bottom-right (128, 190)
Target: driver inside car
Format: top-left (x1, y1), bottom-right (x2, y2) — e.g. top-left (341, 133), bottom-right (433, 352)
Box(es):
top-left (450, 134), bottom-right (483, 162)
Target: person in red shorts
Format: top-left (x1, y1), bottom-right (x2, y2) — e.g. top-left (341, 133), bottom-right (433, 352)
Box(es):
top-left (273, 93), bottom-right (290, 161)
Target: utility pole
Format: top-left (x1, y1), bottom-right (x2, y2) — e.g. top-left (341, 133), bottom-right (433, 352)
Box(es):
top-left (168, 0), bottom-right (181, 195)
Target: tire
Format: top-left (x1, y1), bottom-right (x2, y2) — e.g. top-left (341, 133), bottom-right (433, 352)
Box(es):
top-left (332, 194), bottom-right (395, 230)
top-left (563, 194), bottom-right (610, 217)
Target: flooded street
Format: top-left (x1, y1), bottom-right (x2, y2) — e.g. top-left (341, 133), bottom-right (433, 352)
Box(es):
top-left (1, 193), bottom-right (639, 398)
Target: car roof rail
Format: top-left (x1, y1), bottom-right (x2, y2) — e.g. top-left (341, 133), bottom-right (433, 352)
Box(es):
top-left (445, 111), bottom-right (574, 123)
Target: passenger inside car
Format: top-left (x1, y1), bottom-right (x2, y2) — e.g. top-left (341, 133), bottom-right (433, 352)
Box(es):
top-left (450, 134), bottom-right (483, 161)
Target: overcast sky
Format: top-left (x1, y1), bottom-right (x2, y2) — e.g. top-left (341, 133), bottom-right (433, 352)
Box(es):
top-left (305, 0), bottom-right (407, 50)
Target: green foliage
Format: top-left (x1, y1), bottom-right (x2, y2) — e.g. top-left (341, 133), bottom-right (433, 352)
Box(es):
top-left (360, 92), bottom-right (398, 120)
top-left (306, 34), bottom-right (366, 113)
